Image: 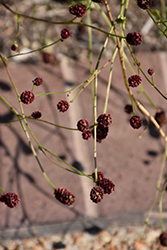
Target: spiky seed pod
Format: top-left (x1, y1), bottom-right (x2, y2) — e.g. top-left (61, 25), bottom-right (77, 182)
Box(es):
top-left (126, 32), bottom-right (142, 46)
top-left (124, 104), bottom-right (133, 114)
top-left (61, 29), bottom-right (71, 39)
top-left (57, 100), bottom-right (69, 112)
top-left (0, 192), bottom-right (20, 208)
top-left (82, 130), bottom-right (92, 140)
top-left (90, 186), bottom-right (104, 203)
top-left (159, 232), bottom-right (167, 246)
top-left (99, 178), bottom-right (115, 194)
top-left (154, 109), bottom-right (167, 127)
top-left (32, 77), bottom-right (43, 86)
top-left (20, 91), bottom-right (35, 104)
top-left (97, 113), bottom-right (112, 128)
top-left (130, 115), bottom-right (142, 129)
top-left (148, 68), bottom-right (155, 76)
top-left (54, 188), bottom-right (75, 206)
top-left (31, 111), bottom-right (42, 119)
top-left (77, 119), bottom-right (89, 132)
top-left (69, 4), bottom-right (87, 17)
top-left (137, 0), bottom-right (152, 10)
top-left (92, 171), bottom-right (104, 183)
top-left (128, 75), bottom-right (142, 87)
top-left (92, 125), bottom-right (109, 143)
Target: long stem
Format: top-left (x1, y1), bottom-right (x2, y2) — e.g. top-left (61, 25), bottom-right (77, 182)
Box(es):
top-left (87, 6), bottom-right (94, 103)
top-left (19, 117), bottom-right (56, 189)
top-left (7, 39), bottom-right (62, 59)
top-left (41, 147), bottom-right (93, 180)
top-left (0, 95), bottom-right (19, 116)
top-left (103, 47), bottom-right (118, 113)
top-left (41, 149), bottom-right (85, 175)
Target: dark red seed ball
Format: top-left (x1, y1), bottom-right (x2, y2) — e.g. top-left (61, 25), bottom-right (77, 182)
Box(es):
top-left (77, 119), bottom-right (89, 132)
top-left (130, 115), bottom-right (142, 129)
top-left (69, 4), bottom-right (87, 18)
top-left (20, 91), bottom-right (35, 104)
top-left (32, 77), bottom-right (43, 86)
top-left (154, 109), bottom-right (167, 127)
top-left (57, 100), bottom-right (69, 113)
top-left (159, 232), bottom-right (167, 246)
top-left (148, 68), bottom-right (155, 76)
top-left (99, 178), bottom-right (115, 194)
top-left (54, 188), bottom-right (75, 206)
top-left (82, 130), bottom-right (92, 140)
top-left (11, 44), bottom-right (18, 51)
top-left (0, 192), bottom-right (20, 208)
top-left (61, 29), bottom-right (71, 39)
top-left (92, 125), bottom-right (109, 143)
top-left (90, 186), bottom-right (104, 203)
top-left (92, 171), bottom-right (104, 183)
top-left (128, 75), bottom-right (142, 87)
top-left (31, 111), bottom-right (42, 119)
top-left (97, 113), bottom-right (112, 128)
top-left (124, 104), bottom-right (133, 114)
top-left (137, 0), bottom-right (152, 10)
top-left (126, 32), bottom-right (142, 46)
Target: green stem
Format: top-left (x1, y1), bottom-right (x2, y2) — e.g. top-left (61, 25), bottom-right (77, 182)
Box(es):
top-left (35, 73), bottom-right (97, 97)
top-left (41, 148), bottom-right (85, 175)
top-left (28, 117), bottom-right (77, 130)
top-left (14, 14), bottom-right (21, 44)
top-left (147, 9), bottom-right (167, 38)
top-left (93, 75), bottom-right (98, 183)
top-left (141, 89), bottom-right (158, 110)
top-left (87, 8), bottom-right (93, 75)
top-left (69, 70), bottom-right (98, 103)
top-left (0, 56), bottom-right (56, 190)
top-left (159, 185), bottom-right (164, 232)
top-left (94, 3), bottom-right (112, 29)
top-left (95, 26), bottom-right (114, 69)
top-left (160, 0), bottom-right (166, 23)
top-left (0, 187), bottom-right (5, 194)
top-left (41, 147), bottom-right (93, 180)
top-left (124, 0), bottom-right (130, 17)
top-left (19, 118), bottom-right (56, 189)
top-left (7, 38), bottom-right (62, 59)
top-left (0, 54), bottom-right (26, 119)
top-left (69, 52), bottom-right (122, 103)
top-left (0, 95), bottom-right (19, 116)
top-left (103, 47), bottom-right (118, 113)
top-left (87, 6), bottom-right (94, 103)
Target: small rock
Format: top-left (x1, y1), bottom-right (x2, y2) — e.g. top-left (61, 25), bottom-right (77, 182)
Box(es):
top-left (134, 239), bottom-right (149, 250)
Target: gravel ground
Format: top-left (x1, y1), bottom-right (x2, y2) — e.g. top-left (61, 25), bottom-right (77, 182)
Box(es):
top-left (0, 225), bottom-right (165, 250)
